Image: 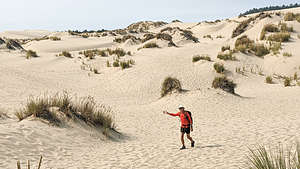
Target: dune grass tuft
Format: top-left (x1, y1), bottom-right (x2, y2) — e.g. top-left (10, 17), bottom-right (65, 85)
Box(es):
top-left (284, 77), bottom-right (291, 87)
top-left (214, 63), bottom-right (225, 73)
top-left (212, 76), bottom-right (236, 94)
top-left (246, 143), bottom-right (300, 169)
top-left (161, 77), bottom-right (182, 97)
top-left (267, 32), bottom-right (291, 42)
top-left (192, 55), bottom-right (211, 62)
top-left (26, 50), bottom-right (38, 59)
top-left (15, 93), bottom-right (115, 130)
top-left (265, 76), bottom-right (273, 84)
top-left (59, 51), bottom-right (72, 58)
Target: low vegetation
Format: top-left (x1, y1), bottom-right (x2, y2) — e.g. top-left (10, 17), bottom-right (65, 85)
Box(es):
top-left (284, 12), bottom-right (300, 22)
top-left (26, 50), bottom-right (38, 59)
top-left (203, 35), bottom-right (213, 39)
top-left (15, 93), bottom-right (115, 130)
top-left (246, 143), bottom-right (300, 169)
top-left (267, 32), bottom-right (291, 42)
top-left (161, 77), bottom-right (182, 97)
top-left (235, 35), bottom-right (269, 57)
top-left (214, 63), bottom-right (225, 73)
top-left (113, 35), bottom-right (140, 43)
top-left (49, 36), bottom-right (61, 41)
top-left (283, 52), bottom-right (292, 57)
top-left (239, 3), bottom-right (300, 16)
top-left (265, 76), bottom-right (273, 84)
top-left (192, 55), bottom-right (211, 62)
top-left (212, 76), bottom-right (236, 94)
top-left (111, 59), bottom-right (135, 70)
top-left (232, 17), bottom-right (254, 38)
top-left (17, 156), bottom-right (43, 169)
top-left (279, 22), bottom-right (293, 32)
top-left (59, 51), bottom-right (72, 58)
top-left (217, 51), bottom-right (236, 61)
top-left (80, 49), bottom-right (107, 59)
top-left (142, 42), bottom-right (159, 49)
top-left (221, 45), bottom-right (231, 52)
top-left (270, 42), bottom-right (282, 55)
top-left (284, 77), bottom-right (291, 87)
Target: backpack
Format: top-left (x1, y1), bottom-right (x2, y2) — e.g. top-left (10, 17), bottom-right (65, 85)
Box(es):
top-left (185, 111), bottom-right (193, 125)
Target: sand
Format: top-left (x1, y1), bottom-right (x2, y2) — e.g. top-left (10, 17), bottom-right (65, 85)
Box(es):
top-left (1, 7), bottom-right (300, 169)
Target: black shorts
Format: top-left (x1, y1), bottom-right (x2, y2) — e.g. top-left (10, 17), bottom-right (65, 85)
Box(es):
top-left (180, 127), bottom-right (190, 134)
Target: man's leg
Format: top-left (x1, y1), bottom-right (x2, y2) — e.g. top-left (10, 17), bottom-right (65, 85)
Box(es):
top-left (187, 134), bottom-right (195, 147)
top-left (181, 132), bottom-right (185, 147)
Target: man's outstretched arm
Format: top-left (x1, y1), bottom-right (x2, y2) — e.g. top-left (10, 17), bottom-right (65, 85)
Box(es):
top-left (163, 111), bottom-right (179, 116)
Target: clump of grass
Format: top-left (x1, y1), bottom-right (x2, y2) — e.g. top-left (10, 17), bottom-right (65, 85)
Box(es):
top-left (26, 50), bottom-right (38, 59)
top-left (180, 30), bottom-right (199, 43)
top-left (203, 35), bottom-right (213, 39)
top-left (113, 60), bottom-right (120, 67)
top-left (270, 42), bottom-right (282, 55)
top-left (59, 51), bottom-right (72, 58)
top-left (212, 76), bottom-right (236, 94)
top-left (214, 63), bottom-right (225, 73)
top-left (217, 51), bottom-right (236, 61)
top-left (267, 32), bottom-right (291, 42)
top-left (263, 24), bottom-right (279, 32)
top-left (93, 68), bottom-right (99, 74)
top-left (235, 35), bottom-right (254, 53)
top-left (283, 52), bottom-right (292, 57)
top-left (284, 77), bottom-right (291, 87)
top-left (141, 33), bottom-right (155, 43)
top-left (113, 35), bottom-right (140, 43)
top-left (0, 109), bottom-right (8, 119)
top-left (15, 93), bottom-right (115, 129)
top-left (252, 44), bottom-right (270, 57)
top-left (192, 55), bottom-right (211, 62)
top-left (120, 61), bottom-right (130, 70)
top-left (106, 60), bottom-right (111, 67)
top-left (246, 143), bottom-right (300, 169)
top-left (284, 12), bottom-right (296, 21)
top-left (216, 35), bottom-right (224, 39)
top-left (142, 42), bottom-right (159, 49)
top-left (221, 45), bottom-right (231, 52)
top-left (80, 49), bottom-right (107, 59)
top-left (161, 77), bottom-right (182, 97)
top-left (49, 36), bottom-right (61, 41)
top-left (294, 72), bottom-right (298, 80)
top-left (265, 76), bottom-right (273, 84)
top-left (232, 17), bottom-right (254, 38)
top-left (279, 22), bottom-right (293, 32)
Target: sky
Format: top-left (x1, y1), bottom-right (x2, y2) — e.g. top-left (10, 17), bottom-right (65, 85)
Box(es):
top-left (0, 0), bottom-right (299, 32)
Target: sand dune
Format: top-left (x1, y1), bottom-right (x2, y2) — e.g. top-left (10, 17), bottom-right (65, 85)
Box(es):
top-left (1, 7), bottom-right (300, 169)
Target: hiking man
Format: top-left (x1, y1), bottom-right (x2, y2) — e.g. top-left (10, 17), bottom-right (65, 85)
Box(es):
top-left (163, 105), bottom-right (195, 150)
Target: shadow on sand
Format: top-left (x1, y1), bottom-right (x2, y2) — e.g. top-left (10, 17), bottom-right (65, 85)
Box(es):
top-left (196, 144), bottom-right (223, 149)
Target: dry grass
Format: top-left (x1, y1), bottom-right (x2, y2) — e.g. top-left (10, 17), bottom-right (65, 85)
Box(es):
top-left (203, 35), bottom-right (213, 39)
top-left (214, 63), bottom-right (225, 73)
top-left (15, 92), bottom-right (115, 130)
top-left (267, 32), bottom-right (291, 42)
top-left (212, 76), bottom-right (236, 94)
top-left (161, 77), bottom-right (182, 97)
top-left (270, 42), bottom-right (282, 55)
top-left (217, 51), bottom-right (236, 61)
top-left (192, 55), bottom-right (211, 62)
top-left (283, 52), bottom-right (292, 57)
top-left (59, 51), bottom-right (72, 58)
top-left (17, 156), bottom-right (43, 169)
top-left (221, 45), bottom-right (231, 52)
top-left (49, 36), bottom-right (61, 41)
top-left (232, 17), bottom-right (254, 38)
top-left (284, 77), bottom-right (291, 87)
top-left (26, 50), bottom-right (38, 59)
top-left (265, 76), bottom-right (273, 84)
top-left (142, 42), bottom-right (159, 49)
top-left (80, 49), bottom-right (107, 59)
top-left (279, 23), bottom-right (293, 32)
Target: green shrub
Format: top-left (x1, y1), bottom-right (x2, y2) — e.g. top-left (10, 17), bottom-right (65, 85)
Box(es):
top-left (221, 45), bottom-right (230, 52)
top-left (267, 32), bottom-right (291, 42)
top-left (192, 55), bottom-right (211, 62)
top-left (26, 50), bottom-right (38, 59)
top-left (59, 51), bottom-right (72, 58)
top-left (15, 93), bottom-right (115, 129)
top-left (284, 77), bottom-right (291, 87)
top-left (212, 76), bottom-right (236, 94)
top-left (181, 30), bottom-right (199, 42)
top-left (283, 52), bottom-right (292, 57)
top-left (143, 42), bottom-right (159, 49)
top-left (214, 63), bottom-right (225, 73)
top-left (265, 76), bottom-right (273, 84)
top-left (246, 143), bottom-right (300, 169)
top-left (161, 77), bottom-right (182, 97)
top-left (49, 36), bottom-right (61, 41)
top-left (235, 35), bottom-right (254, 52)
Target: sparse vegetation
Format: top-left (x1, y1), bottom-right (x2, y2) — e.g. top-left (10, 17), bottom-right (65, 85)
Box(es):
top-left (265, 76), bottom-right (273, 84)
top-left (214, 63), bottom-right (225, 73)
top-left (252, 44), bottom-right (270, 57)
top-left (294, 72), bottom-right (298, 80)
top-left (212, 76), bottom-right (236, 94)
top-left (263, 24), bottom-right (279, 32)
top-left (270, 42), bottom-right (282, 55)
top-left (106, 60), bottom-right (111, 67)
top-left (113, 35), bottom-right (140, 43)
top-left (49, 36), bottom-right (61, 41)
top-left (192, 55), bottom-right (211, 62)
top-left (80, 49), bottom-right (107, 59)
top-left (26, 50), bottom-right (38, 59)
top-left (246, 143), bottom-right (300, 169)
top-left (15, 93), bottom-right (115, 130)
top-left (113, 60), bottom-right (120, 67)
top-left (161, 77), bottom-right (182, 97)
top-left (221, 45), bottom-right (231, 52)
top-left (284, 77), bottom-right (291, 87)
top-left (216, 35), bottom-right (224, 39)
top-left (217, 51), bottom-right (236, 61)
top-left (267, 32), bottom-right (291, 42)
top-left (59, 51), bottom-right (72, 58)
top-left (279, 22), bottom-right (293, 32)
top-left (142, 42), bottom-right (159, 49)
top-left (232, 17), bottom-right (254, 38)
top-left (203, 35), bottom-right (213, 39)
top-left (283, 52), bottom-right (292, 57)
top-left (235, 35), bottom-right (269, 57)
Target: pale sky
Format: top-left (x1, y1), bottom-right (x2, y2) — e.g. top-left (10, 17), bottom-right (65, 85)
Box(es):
top-left (0, 0), bottom-right (299, 31)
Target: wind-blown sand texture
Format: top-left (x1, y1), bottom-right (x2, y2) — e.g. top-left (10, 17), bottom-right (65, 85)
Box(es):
top-left (1, 7), bottom-right (300, 169)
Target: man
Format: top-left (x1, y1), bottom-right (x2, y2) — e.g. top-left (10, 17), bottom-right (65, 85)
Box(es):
top-left (164, 105), bottom-right (195, 150)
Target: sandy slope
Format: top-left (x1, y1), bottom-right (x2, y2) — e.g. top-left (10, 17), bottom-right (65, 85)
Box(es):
top-left (1, 7), bottom-right (300, 169)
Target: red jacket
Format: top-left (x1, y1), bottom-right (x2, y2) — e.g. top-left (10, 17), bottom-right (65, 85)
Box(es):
top-left (169, 111), bottom-right (192, 128)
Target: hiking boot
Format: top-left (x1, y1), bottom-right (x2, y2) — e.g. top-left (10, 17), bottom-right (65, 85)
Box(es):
top-left (180, 145), bottom-right (186, 150)
top-left (191, 141), bottom-right (195, 147)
